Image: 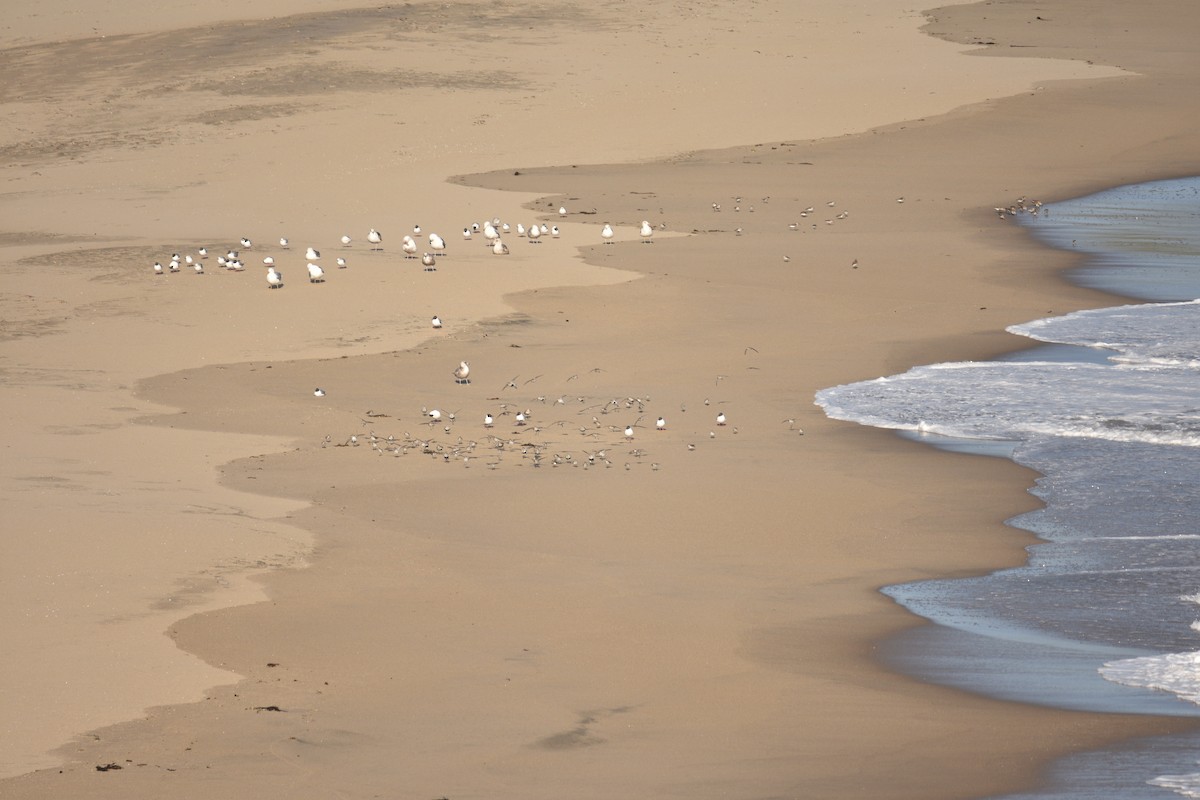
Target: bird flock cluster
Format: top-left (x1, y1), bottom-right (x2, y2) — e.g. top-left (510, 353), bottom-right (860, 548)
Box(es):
top-left (316, 364), bottom-right (805, 474)
top-left (149, 206), bottom-right (666, 287)
top-left (320, 377), bottom-right (754, 473)
top-left (993, 195), bottom-right (1048, 220)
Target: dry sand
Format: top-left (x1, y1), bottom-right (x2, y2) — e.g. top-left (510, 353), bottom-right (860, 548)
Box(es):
top-left (1, 0), bottom-right (1198, 797)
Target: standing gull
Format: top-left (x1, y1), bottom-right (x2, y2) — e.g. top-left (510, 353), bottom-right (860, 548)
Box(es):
top-left (305, 246), bottom-right (321, 261)
top-left (429, 233), bottom-right (446, 257)
top-left (453, 361), bottom-right (471, 384)
top-left (492, 239), bottom-right (509, 255)
top-left (421, 252), bottom-right (437, 271)
top-left (307, 262), bottom-right (325, 283)
top-left (527, 223), bottom-right (542, 243)
top-left (601, 223), bottom-right (615, 244)
top-left (402, 236), bottom-right (418, 259)
top-left (640, 220), bottom-right (654, 244)
top-left (279, 237), bottom-right (290, 249)
top-left (266, 266), bottom-right (283, 288)
top-left (336, 257), bottom-right (348, 269)
top-left (341, 234), bottom-right (352, 247)
top-left (368, 229), bottom-right (383, 250)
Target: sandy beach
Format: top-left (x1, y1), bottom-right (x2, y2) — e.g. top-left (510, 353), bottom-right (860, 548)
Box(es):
top-left (2, 0), bottom-right (1199, 797)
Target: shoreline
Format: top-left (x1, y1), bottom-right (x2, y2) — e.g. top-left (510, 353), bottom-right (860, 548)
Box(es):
top-left (2, 0), bottom-right (1198, 797)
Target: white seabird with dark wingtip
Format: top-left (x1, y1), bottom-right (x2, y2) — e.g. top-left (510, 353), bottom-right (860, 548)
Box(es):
top-left (601, 223), bottom-right (615, 244)
top-left (240, 237), bottom-right (252, 249)
top-left (640, 220), bottom-right (654, 243)
top-left (431, 315), bottom-right (443, 329)
top-left (453, 361), bottom-right (470, 384)
top-left (266, 266), bottom-right (283, 288)
top-left (305, 246), bottom-right (321, 260)
top-left (153, 262), bottom-right (164, 275)
top-left (368, 229), bottom-right (382, 250)
top-left (492, 238), bottom-right (509, 255)
top-left (336, 257), bottom-right (347, 269)
top-left (307, 262), bottom-right (325, 283)
top-left (341, 234), bottom-right (352, 246)
top-left (429, 233), bottom-right (446, 256)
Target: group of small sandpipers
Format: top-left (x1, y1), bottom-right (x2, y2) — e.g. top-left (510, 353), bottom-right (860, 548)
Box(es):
top-left (993, 196), bottom-right (1047, 220)
top-left (319, 379), bottom-right (766, 473)
top-left (150, 206), bottom-right (662, 286)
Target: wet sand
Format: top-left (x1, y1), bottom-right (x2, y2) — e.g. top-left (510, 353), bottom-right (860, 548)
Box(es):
top-left (2, 0), bottom-right (1199, 797)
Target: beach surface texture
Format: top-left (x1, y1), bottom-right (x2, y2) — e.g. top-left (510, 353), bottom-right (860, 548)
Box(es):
top-left (1, 1), bottom-right (1198, 797)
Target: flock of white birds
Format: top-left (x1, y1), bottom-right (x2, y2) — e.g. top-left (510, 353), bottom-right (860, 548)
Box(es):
top-left (150, 206), bottom-right (663, 288)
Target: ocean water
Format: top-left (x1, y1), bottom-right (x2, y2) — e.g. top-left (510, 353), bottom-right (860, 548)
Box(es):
top-left (814, 177), bottom-right (1200, 797)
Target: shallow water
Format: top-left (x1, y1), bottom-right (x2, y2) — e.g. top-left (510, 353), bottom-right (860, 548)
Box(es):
top-left (815, 176), bottom-right (1200, 796)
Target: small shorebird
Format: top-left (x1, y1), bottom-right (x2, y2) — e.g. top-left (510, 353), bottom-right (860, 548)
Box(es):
top-left (341, 234), bottom-right (352, 246)
top-left (307, 262), bottom-right (325, 283)
top-left (428, 409), bottom-right (442, 423)
top-left (313, 388), bottom-right (325, 397)
top-left (279, 237), bottom-right (289, 249)
top-left (640, 220), bottom-right (654, 244)
top-left (716, 412), bottom-right (727, 426)
top-left (558, 205), bottom-right (567, 217)
top-left (168, 260), bottom-right (180, 273)
top-left (462, 228), bottom-right (472, 241)
top-left (516, 223), bottom-right (526, 237)
top-left (484, 413), bottom-right (494, 427)
top-left (266, 266), bottom-right (283, 288)
top-left (305, 246), bottom-right (321, 260)
top-left (421, 252), bottom-right (436, 271)
top-left (412, 224), bottom-right (422, 236)
top-left (368, 228), bottom-right (383, 250)
top-left (601, 223), bottom-right (614, 244)
top-left (431, 315), bottom-right (443, 329)
top-left (153, 262), bottom-right (164, 275)
top-left (198, 247), bottom-right (208, 258)
top-left (551, 225), bottom-right (560, 238)
top-left (263, 256), bottom-right (275, 266)
top-left (402, 236), bottom-right (418, 258)
top-left (336, 257), bottom-right (347, 269)
top-left (624, 425), bottom-right (635, 440)
top-left (240, 237), bottom-right (252, 248)
top-left (656, 417), bottom-right (666, 431)
top-left (453, 361), bottom-right (470, 384)
top-left (193, 262), bottom-right (204, 274)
